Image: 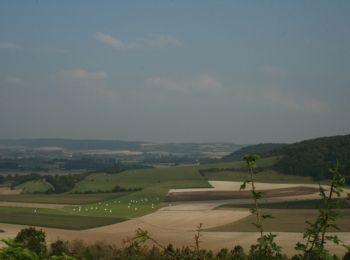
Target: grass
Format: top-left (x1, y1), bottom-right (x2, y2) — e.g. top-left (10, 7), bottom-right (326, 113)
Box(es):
top-left (16, 180), bottom-right (52, 194)
top-left (208, 209), bottom-right (350, 232)
top-left (0, 192), bottom-right (131, 205)
top-left (0, 206), bottom-right (124, 230)
top-left (217, 199), bottom-right (350, 209)
top-left (0, 157), bottom-right (332, 228)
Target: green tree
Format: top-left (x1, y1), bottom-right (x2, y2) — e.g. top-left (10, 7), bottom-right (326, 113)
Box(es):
top-left (0, 239), bottom-right (39, 260)
top-left (15, 227), bottom-right (47, 258)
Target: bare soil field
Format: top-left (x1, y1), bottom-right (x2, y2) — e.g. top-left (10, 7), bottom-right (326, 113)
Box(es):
top-left (0, 181), bottom-right (349, 256)
top-left (167, 181), bottom-right (350, 202)
top-left (165, 186), bottom-right (319, 202)
top-left (0, 187), bottom-right (21, 195)
top-left (0, 204), bottom-right (349, 256)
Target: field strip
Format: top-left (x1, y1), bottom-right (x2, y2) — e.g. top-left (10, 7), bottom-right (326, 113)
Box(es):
top-left (0, 201), bottom-right (76, 209)
top-left (0, 187), bottom-right (21, 195)
top-left (167, 181), bottom-right (350, 202)
top-left (169, 181), bottom-right (323, 193)
top-left (0, 224), bottom-right (349, 256)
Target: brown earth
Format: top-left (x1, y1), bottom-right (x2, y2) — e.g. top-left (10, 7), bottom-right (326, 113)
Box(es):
top-left (165, 186), bottom-right (319, 202)
top-left (0, 187), bottom-right (21, 195)
top-left (1, 181), bottom-right (350, 256)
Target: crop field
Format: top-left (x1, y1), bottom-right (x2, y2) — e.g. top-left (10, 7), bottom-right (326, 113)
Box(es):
top-left (217, 198), bottom-right (350, 209)
top-left (208, 209), bottom-right (350, 232)
top-left (0, 192), bottom-right (131, 205)
top-left (0, 206), bottom-right (124, 229)
top-left (165, 186), bottom-right (319, 202)
top-left (0, 158), bottom-right (339, 230)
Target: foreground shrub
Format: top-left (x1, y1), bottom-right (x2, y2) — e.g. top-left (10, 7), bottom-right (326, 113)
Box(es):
top-left (0, 239), bottom-right (39, 260)
top-left (14, 226), bottom-right (47, 258)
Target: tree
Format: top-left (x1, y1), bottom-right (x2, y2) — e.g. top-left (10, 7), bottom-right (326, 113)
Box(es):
top-left (0, 239), bottom-right (39, 260)
top-left (15, 227), bottom-right (47, 258)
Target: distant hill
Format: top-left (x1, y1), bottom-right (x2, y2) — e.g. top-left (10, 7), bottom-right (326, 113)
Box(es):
top-left (221, 143), bottom-right (287, 161)
top-left (0, 138), bottom-right (143, 150)
top-left (221, 134), bottom-right (350, 184)
top-left (270, 134), bottom-right (350, 182)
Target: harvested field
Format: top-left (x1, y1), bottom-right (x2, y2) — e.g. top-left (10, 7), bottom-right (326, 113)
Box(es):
top-left (0, 180), bottom-right (349, 256)
top-left (0, 187), bottom-right (21, 195)
top-left (167, 181), bottom-right (350, 202)
top-left (165, 186), bottom-right (319, 202)
top-left (0, 205), bottom-right (349, 256)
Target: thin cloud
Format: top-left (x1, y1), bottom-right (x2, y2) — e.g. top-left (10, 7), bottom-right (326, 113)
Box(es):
top-left (94, 32), bottom-right (182, 50)
top-left (58, 69), bottom-right (108, 81)
top-left (146, 74), bottom-right (222, 96)
top-left (0, 42), bottom-right (22, 50)
top-left (261, 88), bottom-right (329, 113)
top-left (6, 77), bottom-right (25, 86)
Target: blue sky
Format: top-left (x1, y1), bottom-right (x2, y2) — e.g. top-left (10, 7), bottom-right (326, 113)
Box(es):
top-left (0, 1), bottom-right (349, 143)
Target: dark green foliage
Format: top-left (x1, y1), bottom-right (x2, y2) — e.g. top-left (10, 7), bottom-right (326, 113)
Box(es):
top-left (63, 157), bottom-right (116, 171)
top-left (222, 143), bottom-right (287, 161)
top-left (231, 245), bottom-right (247, 259)
top-left (2, 227), bottom-right (350, 260)
top-left (112, 185), bottom-right (142, 192)
top-left (240, 154), bottom-right (283, 259)
top-left (271, 135), bottom-right (350, 182)
top-left (45, 173), bottom-right (88, 193)
top-left (249, 233), bottom-right (285, 260)
top-left (0, 239), bottom-right (39, 260)
top-left (50, 240), bottom-right (69, 257)
top-left (14, 227), bottom-right (47, 258)
top-left (220, 198), bottom-right (350, 209)
top-left (7, 172), bottom-right (89, 194)
top-left (10, 173), bottom-right (42, 188)
top-left (295, 162), bottom-right (347, 259)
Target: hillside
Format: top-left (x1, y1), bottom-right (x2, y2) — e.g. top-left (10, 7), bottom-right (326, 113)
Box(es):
top-left (220, 135), bottom-right (350, 183)
top-left (221, 143), bottom-right (287, 161)
top-left (270, 134), bottom-right (350, 182)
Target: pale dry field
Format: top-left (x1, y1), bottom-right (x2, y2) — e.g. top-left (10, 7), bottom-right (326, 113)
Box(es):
top-left (0, 187), bottom-right (21, 195)
top-left (0, 181), bottom-right (349, 256)
top-left (169, 181), bottom-right (350, 201)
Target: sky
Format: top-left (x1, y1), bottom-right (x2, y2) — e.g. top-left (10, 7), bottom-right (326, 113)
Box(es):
top-left (0, 0), bottom-right (349, 144)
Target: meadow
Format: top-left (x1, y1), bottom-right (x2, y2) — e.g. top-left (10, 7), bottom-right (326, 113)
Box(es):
top-left (0, 157), bottom-right (333, 229)
top-left (0, 206), bottom-right (124, 229)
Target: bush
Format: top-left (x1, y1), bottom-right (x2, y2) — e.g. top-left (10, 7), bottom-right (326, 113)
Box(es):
top-left (14, 227), bottom-right (47, 258)
top-left (50, 240), bottom-right (69, 257)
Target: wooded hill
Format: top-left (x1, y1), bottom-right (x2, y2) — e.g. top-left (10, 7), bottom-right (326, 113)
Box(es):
top-left (223, 135), bottom-right (350, 183)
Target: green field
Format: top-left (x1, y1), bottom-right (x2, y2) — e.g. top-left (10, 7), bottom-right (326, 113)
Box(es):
top-left (16, 180), bottom-right (52, 194)
top-left (208, 209), bottom-right (350, 232)
top-left (0, 192), bottom-right (131, 205)
top-left (0, 206), bottom-right (124, 229)
top-left (0, 158), bottom-right (329, 229)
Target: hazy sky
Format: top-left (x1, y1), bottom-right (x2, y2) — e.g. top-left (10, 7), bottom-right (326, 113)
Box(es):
top-left (0, 1), bottom-right (349, 144)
